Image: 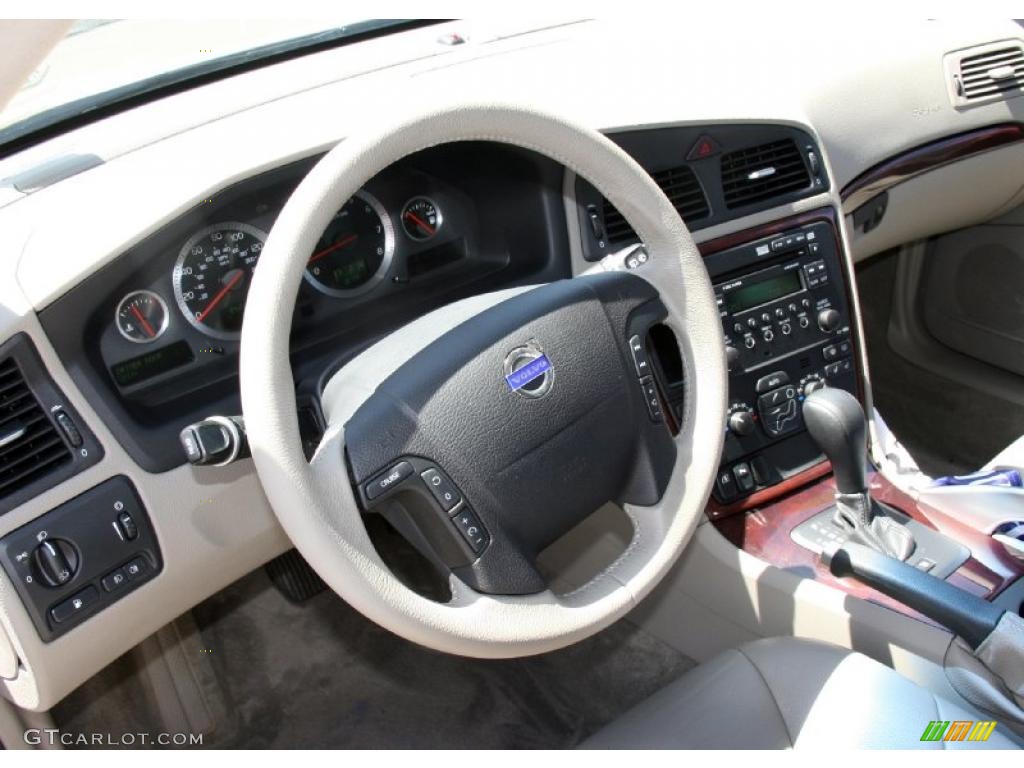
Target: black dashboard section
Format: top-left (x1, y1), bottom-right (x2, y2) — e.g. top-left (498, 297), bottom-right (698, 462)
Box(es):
top-left (575, 123), bottom-right (828, 261)
top-left (704, 217), bottom-right (858, 504)
top-left (0, 334), bottom-right (103, 516)
top-left (39, 143), bottom-right (572, 473)
top-left (0, 475), bottom-right (161, 641)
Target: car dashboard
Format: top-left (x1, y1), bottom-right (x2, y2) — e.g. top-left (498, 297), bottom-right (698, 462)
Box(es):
top-left (1, 17), bottom-right (1023, 712)
top-left (38, 143), bottom-right (570, 472)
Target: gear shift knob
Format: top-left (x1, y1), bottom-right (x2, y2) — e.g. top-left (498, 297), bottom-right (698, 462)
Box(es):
top-left (802, 388), bottom-right (867, 495)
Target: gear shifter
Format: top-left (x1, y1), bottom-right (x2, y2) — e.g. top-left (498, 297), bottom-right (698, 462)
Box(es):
top-left (803, 388), bottom-right (916, 561)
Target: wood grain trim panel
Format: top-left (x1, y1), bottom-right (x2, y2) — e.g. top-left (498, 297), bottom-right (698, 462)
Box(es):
top-left (713, 469), bottom-right (1024, 623)
top-left (840, 122), bottom-right (1024, 211)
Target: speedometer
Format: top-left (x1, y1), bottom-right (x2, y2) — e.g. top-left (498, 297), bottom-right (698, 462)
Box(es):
top-left (172, 222), bottom-right (267, 339)
top-left (304, 192), bottom-right (394, 297)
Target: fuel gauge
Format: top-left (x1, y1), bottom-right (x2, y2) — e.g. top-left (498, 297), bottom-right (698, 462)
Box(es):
top-left (401, 197), bottom-right (442, 242)
top-left (116, 290), bottom-right (169, 343)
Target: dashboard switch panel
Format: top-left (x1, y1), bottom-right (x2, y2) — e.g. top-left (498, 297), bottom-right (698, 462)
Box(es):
top-left (706, 218), bottom-right (858, 506)
top-left (0, 476), bottom-right (162, 642)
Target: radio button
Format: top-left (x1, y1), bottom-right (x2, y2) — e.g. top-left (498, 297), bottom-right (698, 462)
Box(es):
top-left (628, 335), bottom-right (651, 377)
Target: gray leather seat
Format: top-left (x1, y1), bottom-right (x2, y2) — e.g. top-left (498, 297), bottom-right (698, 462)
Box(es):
top-left (584, 637), bottom-right (1019, 749)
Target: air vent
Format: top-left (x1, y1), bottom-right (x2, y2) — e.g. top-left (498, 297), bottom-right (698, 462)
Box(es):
top-left (947, 42), bottom-right (1024, 107)
top-left (720, 139), bottom-right (811, 209)
top-left (0, 357), bottom-right (72, 499)
top-left (602, 165), bottom-right (709, 243)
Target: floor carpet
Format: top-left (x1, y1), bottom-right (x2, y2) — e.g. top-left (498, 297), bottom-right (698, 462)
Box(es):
top-left (54, 570), bottom-right (694, 749)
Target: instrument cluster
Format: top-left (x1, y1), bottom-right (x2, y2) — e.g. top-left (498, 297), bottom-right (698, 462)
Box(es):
top-left (113, 190), bottom-right (451, 346)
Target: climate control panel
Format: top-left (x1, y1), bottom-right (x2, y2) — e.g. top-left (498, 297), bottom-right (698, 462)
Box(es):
top-left (707, 218), bottom-right (858, 506)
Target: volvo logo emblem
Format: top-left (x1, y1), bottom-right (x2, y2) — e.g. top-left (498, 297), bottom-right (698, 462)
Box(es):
top-left (504, 341), bottom-right (554, 398)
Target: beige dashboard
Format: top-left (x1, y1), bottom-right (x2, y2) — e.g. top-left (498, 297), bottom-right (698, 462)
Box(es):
top-left (1, 17), bottom-right (1023, 711)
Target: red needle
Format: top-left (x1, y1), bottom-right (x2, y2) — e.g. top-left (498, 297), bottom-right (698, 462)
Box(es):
top-left (404, 210), bottom-right (435, 236)
top-left (197, 271), bottom-right (244, 324)
top-left (130, 304), bottom-right (156, 338)
top-left (309, 234), bottom-right (358, 264)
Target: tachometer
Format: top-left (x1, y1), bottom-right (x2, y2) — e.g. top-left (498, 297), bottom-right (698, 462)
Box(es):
top-left (304, 192), bottom-right (394, 297)
top-left (172, 222), bottom-right (266, 339)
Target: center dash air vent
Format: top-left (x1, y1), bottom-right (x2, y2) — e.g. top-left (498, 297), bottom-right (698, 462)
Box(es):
top-left (946, 42), bottom-right (1024, 107)
top-left (720, 138), bottom-right (811, 209)
top-left (0, 357), bottom-right (72, 499)
top-left (602, 165), bottom-right (709, 243)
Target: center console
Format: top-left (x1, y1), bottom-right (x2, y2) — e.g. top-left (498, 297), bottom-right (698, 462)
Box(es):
top-left (703, 216), bottom-right (858, 506)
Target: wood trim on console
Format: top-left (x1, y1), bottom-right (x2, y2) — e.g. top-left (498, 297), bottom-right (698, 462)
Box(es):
top-left (840, 122), bottom-right (1024, 211)
top-left (713, 469), bottom-right (1024, 624)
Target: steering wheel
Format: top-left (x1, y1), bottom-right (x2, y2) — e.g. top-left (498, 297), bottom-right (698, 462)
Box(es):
top-left (239, 103), bottom-right (726, 658)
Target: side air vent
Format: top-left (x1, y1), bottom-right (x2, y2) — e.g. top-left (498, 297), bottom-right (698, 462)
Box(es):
top-left (720, 138), bottom-right (811, 209)
top-left (947, 42), bottom-right (1024, 107)
top-left (602, 165), bottom-right (709, 243)
top-left (0, 357), bottom-right (72, 499)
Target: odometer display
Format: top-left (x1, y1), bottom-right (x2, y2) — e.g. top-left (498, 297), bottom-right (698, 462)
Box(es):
top-left (304, 192), bottom-right (394, 297)
top-left (173, 222), bottom-right (267, 339)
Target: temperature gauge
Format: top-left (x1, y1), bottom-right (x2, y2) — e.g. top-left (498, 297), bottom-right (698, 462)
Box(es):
top-left (401, 197), bottom-right (442, 242)
top-left (116, 290), bottom-right (169, 343)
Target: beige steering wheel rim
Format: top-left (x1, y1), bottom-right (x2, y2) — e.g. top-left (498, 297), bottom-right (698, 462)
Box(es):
top-left (240, 101), bottom-right (727, 658)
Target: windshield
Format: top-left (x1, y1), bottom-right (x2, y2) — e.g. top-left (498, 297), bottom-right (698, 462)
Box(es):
top-left (0, 19), bottom-right (419, 153)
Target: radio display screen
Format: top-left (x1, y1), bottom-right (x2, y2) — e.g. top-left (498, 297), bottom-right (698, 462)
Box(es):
top-left (725, 271), bottom-right (803, 314)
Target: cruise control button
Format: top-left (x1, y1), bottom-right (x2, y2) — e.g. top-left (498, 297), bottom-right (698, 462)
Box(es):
top-left (50, 586), bottom-right (99, 624)
top-left (421, 468), bottom-right (462, 513)
top-left (365, 461), bottom-right (414, 500)
top-left (639, 376), bottom-right (663, 422)
top-left (451, 508), bottom-right (490, 554)
top-left (628, 335), bottom-right (651, 377)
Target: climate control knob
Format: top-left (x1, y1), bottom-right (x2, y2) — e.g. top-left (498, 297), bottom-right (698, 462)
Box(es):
top-left (817, 308), bottom-right (841, 333)
top-left (33, 538), bottom-right (79, 587)
top-left (727, 407), bottom-right (756, 437)
top-left (800, 375), bottom-right (827, 397)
